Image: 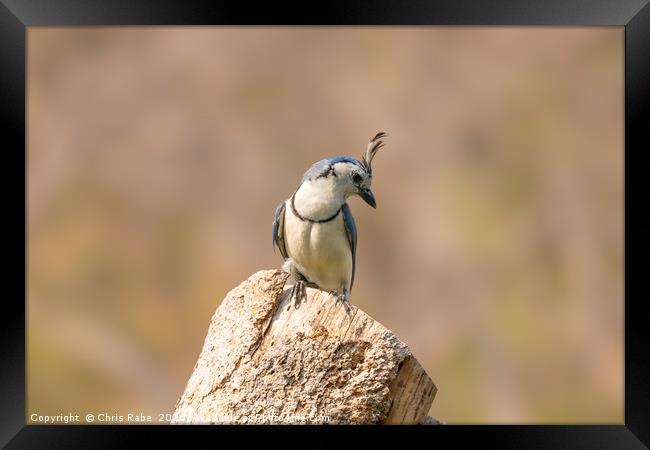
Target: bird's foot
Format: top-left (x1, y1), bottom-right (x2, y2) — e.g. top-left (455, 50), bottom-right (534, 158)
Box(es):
top-left (288, 280), bottom-right (307, 310)
top-left (330, 290), bottom-right (353, 315)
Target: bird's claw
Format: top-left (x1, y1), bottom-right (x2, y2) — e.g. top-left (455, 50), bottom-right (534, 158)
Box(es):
top-left (289, 280), bottom-right (307, 310)
top-left (330, 290), bottom-right (352, 315)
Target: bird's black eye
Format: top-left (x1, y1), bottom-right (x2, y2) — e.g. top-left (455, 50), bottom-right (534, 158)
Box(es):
top-left (352, 173), bottom-right (363, 184)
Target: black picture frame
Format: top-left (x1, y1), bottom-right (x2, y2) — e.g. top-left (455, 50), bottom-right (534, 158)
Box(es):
top-left (3, 0), bottom-right (648, 447)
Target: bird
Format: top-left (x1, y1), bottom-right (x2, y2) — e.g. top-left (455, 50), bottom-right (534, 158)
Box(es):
top-left (272, 132), bottom-right (387, 312)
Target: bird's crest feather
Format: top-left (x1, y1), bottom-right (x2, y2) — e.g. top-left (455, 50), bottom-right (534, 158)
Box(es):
top-left (360, 132), bottom-right (387, 175)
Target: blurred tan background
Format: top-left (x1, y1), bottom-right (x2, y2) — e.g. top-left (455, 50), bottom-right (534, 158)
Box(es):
top-left (27, 27), bottom-right (623, 423)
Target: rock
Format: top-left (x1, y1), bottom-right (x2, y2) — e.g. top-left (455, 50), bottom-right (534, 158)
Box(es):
top-left (171, 269), bottom-right (437, 425)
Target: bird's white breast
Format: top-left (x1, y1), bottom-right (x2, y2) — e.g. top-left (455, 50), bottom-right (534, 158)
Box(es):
top-left (283, 199), bottom-right (353, 292)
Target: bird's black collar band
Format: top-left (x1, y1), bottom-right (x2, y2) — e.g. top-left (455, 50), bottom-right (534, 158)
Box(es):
top-left (290, 193), bottom-right (341, 223)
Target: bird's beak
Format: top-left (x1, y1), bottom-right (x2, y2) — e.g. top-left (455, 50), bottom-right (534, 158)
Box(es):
top-left (359, 187), bottom-right (377, 208)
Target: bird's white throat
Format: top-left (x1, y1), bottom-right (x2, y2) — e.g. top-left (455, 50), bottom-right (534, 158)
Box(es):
top-left (292, 178), bottom-right (346, 221)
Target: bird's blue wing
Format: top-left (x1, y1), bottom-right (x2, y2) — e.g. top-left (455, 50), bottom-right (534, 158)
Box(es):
top-left (341, 203), bottom-right (357, 291)
top-left (272, 201), bottom-right (288, 259)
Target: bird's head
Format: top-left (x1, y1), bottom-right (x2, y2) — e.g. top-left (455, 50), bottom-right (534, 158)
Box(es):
top-left (300, 132), bottom-right (387, 209)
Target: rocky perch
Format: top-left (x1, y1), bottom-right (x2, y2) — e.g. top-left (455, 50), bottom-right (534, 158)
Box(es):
top-left (171, 269), bottom-right (438, 425)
